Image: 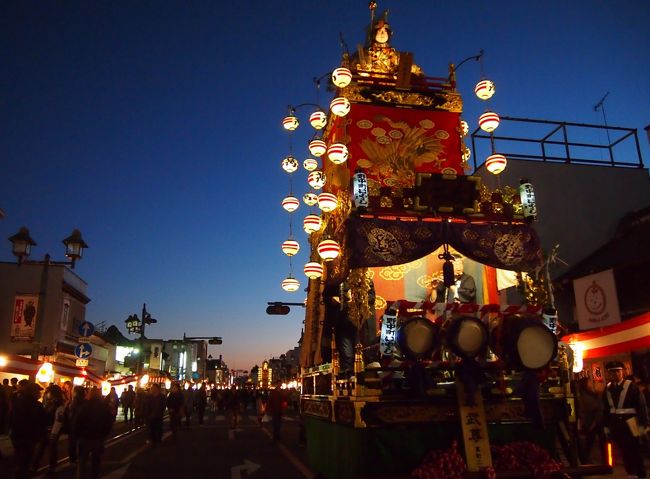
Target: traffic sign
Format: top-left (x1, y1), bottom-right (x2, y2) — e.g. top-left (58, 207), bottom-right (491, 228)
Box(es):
top-left (74, 343), bottom-right (93, 359)
top-left (78, 321), bottom-right (95, 337)
top-left (75, 359), bottom-right (89, 367)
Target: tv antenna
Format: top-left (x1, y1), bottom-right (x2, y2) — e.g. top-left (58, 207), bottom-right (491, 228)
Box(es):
top-left (594, 91), bottom-right (611, 145)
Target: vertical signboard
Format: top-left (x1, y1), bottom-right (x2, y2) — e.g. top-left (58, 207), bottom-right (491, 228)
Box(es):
top-left (11, 295), bottom-right (39, 341)
top-left (573, 269), bottom-right (621, 330)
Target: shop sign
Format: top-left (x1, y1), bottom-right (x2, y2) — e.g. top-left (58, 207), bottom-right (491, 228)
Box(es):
top-left (573, 269), bottom-right (621, 330)
top-left (11, 295), bottom-right (39, 341)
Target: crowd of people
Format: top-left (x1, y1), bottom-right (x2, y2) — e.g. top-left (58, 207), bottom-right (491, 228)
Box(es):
top-left (1, 377), bottom-right (296, 479)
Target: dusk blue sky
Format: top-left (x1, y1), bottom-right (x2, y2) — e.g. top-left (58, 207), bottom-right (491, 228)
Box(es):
top-left (2, 2), bottom-right (649, 370)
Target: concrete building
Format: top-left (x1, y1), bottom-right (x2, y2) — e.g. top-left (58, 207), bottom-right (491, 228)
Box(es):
top-left (0, 260), bottom-right (108, 376)
top-left (0, 261), bottom-right (89, 355)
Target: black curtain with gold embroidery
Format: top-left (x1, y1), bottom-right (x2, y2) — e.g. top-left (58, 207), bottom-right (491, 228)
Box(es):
top-left (346, 217), bottom-right (543, 272)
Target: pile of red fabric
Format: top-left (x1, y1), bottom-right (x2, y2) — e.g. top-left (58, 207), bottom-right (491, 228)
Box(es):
top-left (411, 441), bottom-right (467, 479)
top-left (491, 441), bottom-right (562, 478)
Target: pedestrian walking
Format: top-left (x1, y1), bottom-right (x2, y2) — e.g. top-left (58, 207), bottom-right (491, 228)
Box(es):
top-left (577, 376), bottom-right (604, 464)
top-left (603, 361), bottom-right (649, 479)
top-left (72, 387), bottom-right (114, 479)
top-left (146, 385), bottom-right (166, 445)
top-left (120, 385), bottom-right (135, 422)
top-left (182, 385), bottom-right (195, 428)
top-left (166, 383), bottom-right (184, 439)
top-left (226, 386), bottom-right (241, 428)
top-left (32, 383), bottom-right (65, 474)
top-left (9, 380), bottom-right (47, 479)
top-left (195, 384), bottom-right (207, 425)
top-left (66, 386), bottom-right (86, 465)
top-left (266, 380), bottom-right (287, 442)
top-left (134, 387), bottom-right (146, 426)
top-left (44, 381), bottom-right (72, 475)
top-left (105, 387), bottom-right (119, 423)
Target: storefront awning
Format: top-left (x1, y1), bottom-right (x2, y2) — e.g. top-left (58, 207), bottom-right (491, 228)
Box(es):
top-left (0, 353), bottom-right (103, 384)
top-left (562, 311), bottom-right (650, 359)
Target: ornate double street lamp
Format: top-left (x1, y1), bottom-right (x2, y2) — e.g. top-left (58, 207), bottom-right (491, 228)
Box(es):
top-left (7, 226), bottom-right (89, 360)
top-left (124, 303), bottom-right (157, 374)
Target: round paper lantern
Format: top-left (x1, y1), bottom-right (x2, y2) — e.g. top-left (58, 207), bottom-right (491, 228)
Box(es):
top-left (331, 67), bottom-right (352, 88)
top-left (327, 143), bottom-right (348, 165)
top-left (303, 214), bottom-right (322, 234)
top-left (460, 120), bottom-right (469, 136)
top-left (282, 114), bottom-right (299, 131)
top-left (303, 158), bottom-right (318, 171)
top-left (479, 111), bottom-right (500, 133)
top-left (281, 156), bottom-right (299, 173)
top-left (317, 239), bottom-right (341, 261)
top-left (304, 262), bottom-right (324, 279)
top-left (281, 239), bottom-right (300, 256)
top-left (308, 170), bottom-right (326, 189)
top-left (309, 111), bottom-right (327, 130)
top-left (485, 153), bottom-right (507, 174)
top-left (281, 276), bottom-right (300, 292)
top-left (475, 79), bottom-right (496, 100)
top-left (303, 193), bottom-right (318, 206)
top-left (308, 139), bottom-right (327, 157)
top-left (282, 196), bottom-right (300, 212)
top-left (330, 97), bottom-right (351, 117)
top-left (317, 192), bottom-right (338, 212)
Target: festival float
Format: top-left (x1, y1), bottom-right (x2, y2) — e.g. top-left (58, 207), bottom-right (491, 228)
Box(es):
top-left (276, 4), bottom-right (612, 478)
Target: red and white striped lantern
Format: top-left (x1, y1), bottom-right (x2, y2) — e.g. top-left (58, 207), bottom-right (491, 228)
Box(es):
top-left (281, 276), bottom-right (300, 292)
top-left (303, 158), bottom-right (318, 171)
top-left (485, 153), bottom-right (507, 174)
top-left (304, 262), bottom-right (324, 279)
top-left (475, 79), bottom-right (496, 100)
top-left (281, 240), bottom-right (300, 256)
top-left (317, 239), bottom-right (341, 261)
top-left (309, 111), bottom-right (327, 130)
top-left (281, 156), bottom-right (299, 173)
top-left (307, 170), bottom-right (326, 189)
top-left (282, 114), bottom-right (299, 131)
top-left (479, 111), bottom-right (500, 133)
top-left (331, 67), bottom-right (352, 88)
top-left (303, 193), bottom-right (318, 206)
top-left (330, 97), bottom-right (350, 117)
top-left (303, 215), bottom-right (322, 234)
top-left (282, 196), bottom-right (300, 212)
top-left (308, 139), bottom-right (327, 157)
top-left (326, 143), bottom-right (348, 165)
top-left (317, 192), bottom-right (338, 212)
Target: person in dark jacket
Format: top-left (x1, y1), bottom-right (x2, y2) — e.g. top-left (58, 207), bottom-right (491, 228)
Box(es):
top-left (9, 380), bottom-right (47, 479)
top-left (66, 386), bottom-right (86, 464)
top-left (120, 385), bottom-right (135, 422)
top-left (266, 381), bottom-right (287, 442)
top-left (603, 361), bottom-right (649, 479)
top-left (146, 384), bottom-right (167, 444)
top-left (195, 384), bottom-right (208, 425)
top-left (166, 383), bottom-right (184, 438)
top-left (73, 387), bottom-right (114, 479)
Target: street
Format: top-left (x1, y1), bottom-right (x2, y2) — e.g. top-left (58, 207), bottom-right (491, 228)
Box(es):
top-left (1, 408), bottom-right (314, 479)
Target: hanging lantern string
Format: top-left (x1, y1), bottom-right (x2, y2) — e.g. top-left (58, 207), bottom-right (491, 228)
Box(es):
top-left (288, 254), bottom-right (294, 275)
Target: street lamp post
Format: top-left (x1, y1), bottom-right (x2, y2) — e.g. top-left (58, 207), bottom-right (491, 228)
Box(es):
top-left (124, 303), bottom-right (157, 375)
top-left (7, 227), bottom-right (89, 361)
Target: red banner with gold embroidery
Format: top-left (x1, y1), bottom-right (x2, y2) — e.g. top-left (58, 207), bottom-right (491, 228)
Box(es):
top-left (324, 104), bottom-right (464, 193)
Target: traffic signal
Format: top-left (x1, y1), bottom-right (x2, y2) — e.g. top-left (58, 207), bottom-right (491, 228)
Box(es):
top-left (209, 337), bottom-right (223, 345)
top-left (266, 304), bottom-right (290, 315)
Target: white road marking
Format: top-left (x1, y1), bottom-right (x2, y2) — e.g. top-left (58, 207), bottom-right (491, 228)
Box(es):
top-left (259, 426), bottom-right (312, 478)
top-left (230, 459), bottom-right (260, 479)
